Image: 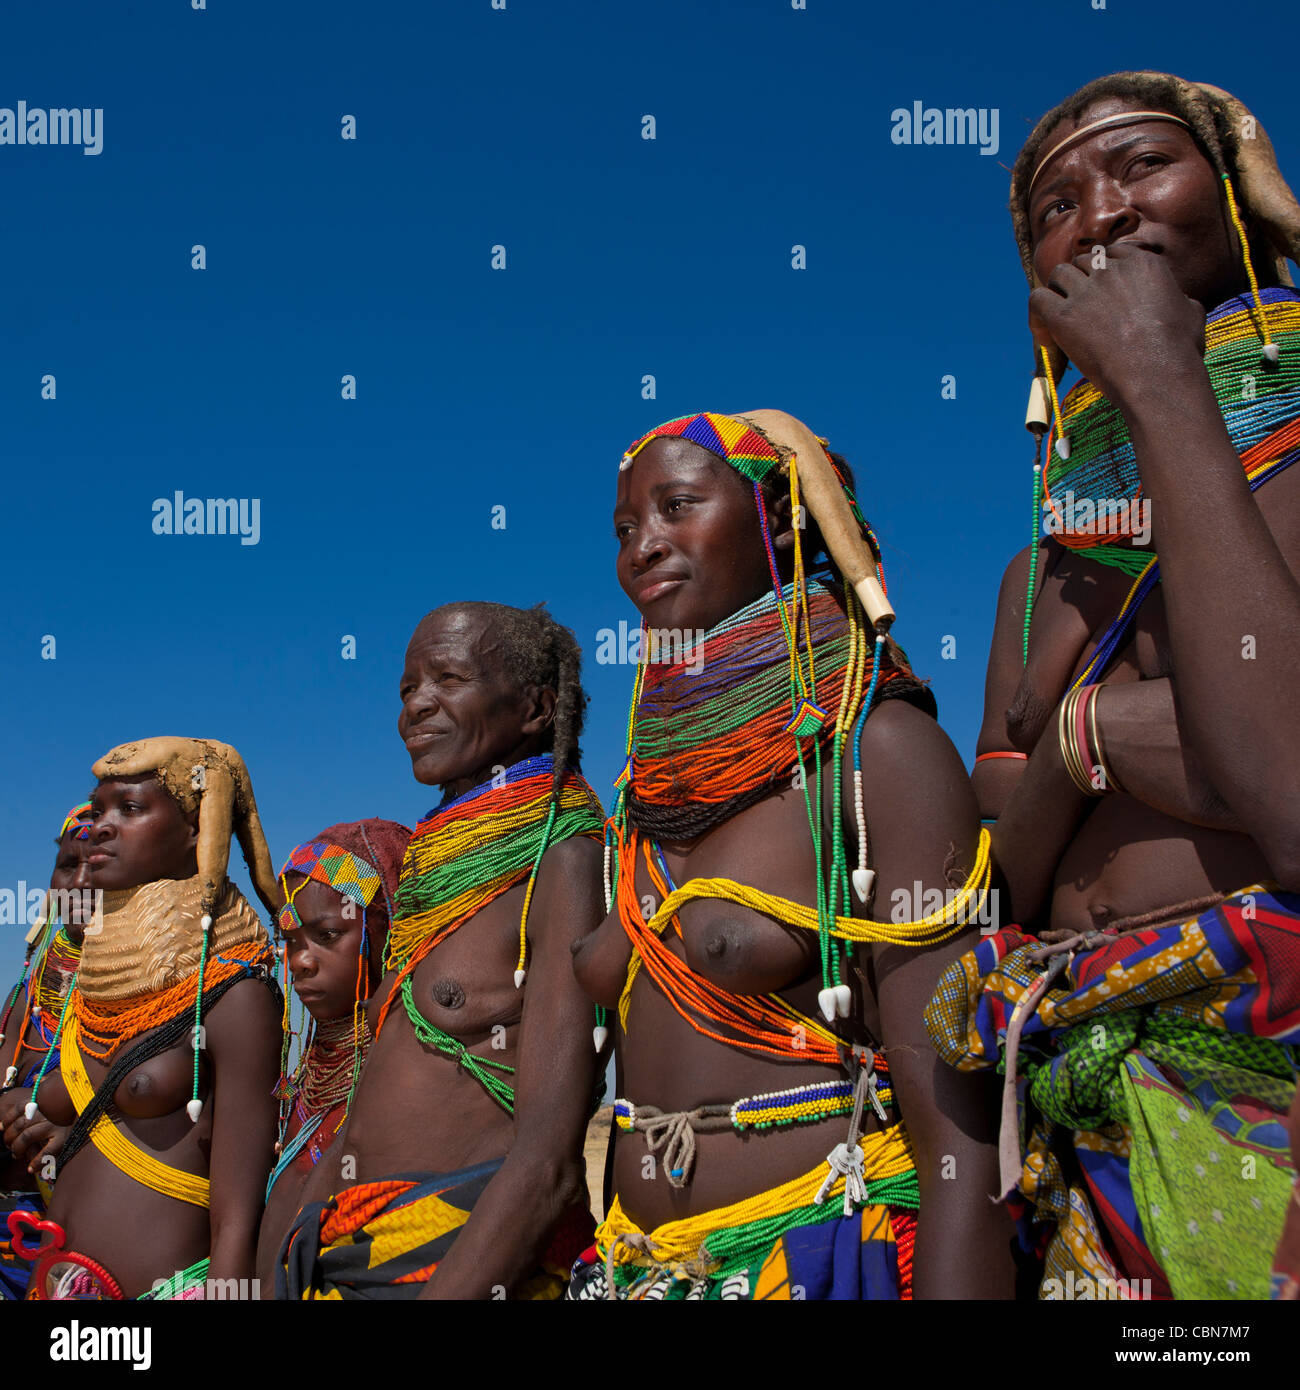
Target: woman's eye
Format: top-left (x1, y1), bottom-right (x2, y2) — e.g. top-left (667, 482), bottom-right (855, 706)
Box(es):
top-left (1041, 199), bottom-right (1071, 225)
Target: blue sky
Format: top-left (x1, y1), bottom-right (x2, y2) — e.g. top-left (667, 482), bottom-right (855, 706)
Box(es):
top-left (2, 0), bottom-right (1295, 983)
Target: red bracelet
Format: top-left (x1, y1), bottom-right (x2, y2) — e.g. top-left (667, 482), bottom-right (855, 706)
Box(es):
top-left (974, 751), bottom-right (1028, 763)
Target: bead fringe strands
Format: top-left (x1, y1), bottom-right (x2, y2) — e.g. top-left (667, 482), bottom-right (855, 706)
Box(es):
top-left (1038, 346), bottom-right (1070, 460)
top-left (618, 832), bottom-right (841, 1062)
top-left (514, 792), bottom-right (561, 987)
top-left (1222, 175), bottom-right (1277, 364)
top-left (25, 969), bottom-right (77, 1120)
top-left (849, 633), bottom-right (885, 907)
top-left (187, 913), bottom-right (213, 1123)
top-left (1024, 431), bottom-right (1044, 666)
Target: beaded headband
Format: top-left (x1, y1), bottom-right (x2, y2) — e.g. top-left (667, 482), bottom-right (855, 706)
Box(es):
top-left (619, 412), bottom-right (786, 481)
top-left (58, 801), bottom-right (93, 842)
top-left (1028, 110), bottom-right (1191, 195)
top-left (277, 839), bottom-right (383, 934)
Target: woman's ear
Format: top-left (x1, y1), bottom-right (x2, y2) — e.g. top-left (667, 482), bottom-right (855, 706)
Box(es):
top-left (770, 489), bottom-right (797, 553)
top-left (521, 684), bottom-right (558, 737)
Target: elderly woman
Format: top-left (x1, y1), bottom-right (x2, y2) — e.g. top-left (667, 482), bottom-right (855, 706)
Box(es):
top-left (927, 73), bottom-right (1300, 1300)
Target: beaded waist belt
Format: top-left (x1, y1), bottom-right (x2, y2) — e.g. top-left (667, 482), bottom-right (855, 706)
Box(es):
top-left (614, 1053), bottom-right (893, 1190)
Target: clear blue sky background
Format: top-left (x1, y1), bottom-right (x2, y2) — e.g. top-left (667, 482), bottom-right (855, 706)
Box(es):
top-left (2, 0), bottom-right (1295, 986)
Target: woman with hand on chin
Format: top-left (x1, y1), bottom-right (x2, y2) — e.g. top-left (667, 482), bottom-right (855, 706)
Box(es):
top-left (928, 73), bottom-right (1300, 1301)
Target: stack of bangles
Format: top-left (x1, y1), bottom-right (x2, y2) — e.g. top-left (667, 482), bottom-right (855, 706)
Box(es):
top-left (1057, 684), bottom-right (1123, 797)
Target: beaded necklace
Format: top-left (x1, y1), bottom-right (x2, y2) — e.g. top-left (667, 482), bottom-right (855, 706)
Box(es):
top-left (1, 802), bottom-right (93, 1075)
top-left (610, 412), bottom-right (982, 1049)
top-left (1041, 286), bottom-right (1300, 576)
top-left (623, 580), bottom-right (911, 841)
top-left (266, 1016), bottom-right (367, 1197)
top-left (72, 938), bottom-right (270, 1062)
top-left (3, 924), bottom-right (82, 1086)
top-left (294, 1013), bottom-right (371, 1115)
top-left (375, 753), bottom-right (605, 1037)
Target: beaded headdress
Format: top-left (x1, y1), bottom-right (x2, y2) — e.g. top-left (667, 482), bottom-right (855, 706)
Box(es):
top-left (57, 801), bottom-right (93, 843)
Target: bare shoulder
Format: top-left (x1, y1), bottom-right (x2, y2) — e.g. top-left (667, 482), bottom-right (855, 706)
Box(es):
top-left (532, 834), bottom-right (605, 942)
top-left (538, 834), bottom-right (604, 876)
top-left (860, 695), bottom-right (969, 787)
top-left (204, 972), bottom-right (281, 1037)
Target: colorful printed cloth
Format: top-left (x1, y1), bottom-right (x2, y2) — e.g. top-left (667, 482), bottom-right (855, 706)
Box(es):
top-left (569, 1202), bottom-right (915, 1301)
top-left (925, 886), bottom-right (1300, 1299)
top-left (0, 1191), bottom-right (42, 1300)
top-left (276, 1161), bottom-right (593, 1300)
top-left (572, 1142), bottom-right (918, 1301)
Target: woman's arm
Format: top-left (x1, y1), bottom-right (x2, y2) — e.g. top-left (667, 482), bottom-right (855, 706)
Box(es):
top-left (420, 836), bottom-right (604, 1299)
top-left (855, 700), bottom-right (1015, 1299)
top-left (1032, 245), bottom-right (1300, 888)
top-left (973, 545), bottom-right (1041, 819)
top-left (205, 977), bottom-right (282, 1292)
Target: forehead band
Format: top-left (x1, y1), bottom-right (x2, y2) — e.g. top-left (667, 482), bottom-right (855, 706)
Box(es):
top-left (1028, 111), bottom-right (1192, 196)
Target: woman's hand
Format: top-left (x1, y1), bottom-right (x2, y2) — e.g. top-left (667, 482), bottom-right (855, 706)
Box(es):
top-left (1029, 243), bottom-right (1206, 402)
top-left (2, 1100), bottom-right (67, 1174)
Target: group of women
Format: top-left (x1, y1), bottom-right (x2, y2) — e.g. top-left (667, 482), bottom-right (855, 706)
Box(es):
top-left (1, 70), bottom-right (1299, 1301)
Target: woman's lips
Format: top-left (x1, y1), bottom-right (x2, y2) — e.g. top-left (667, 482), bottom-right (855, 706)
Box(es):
top-left (87, 851), bottom-right (114, 865)
top-left (404, 730), bottom-right (440, 750)
top-left (637, 575), bottom-right (687, 604)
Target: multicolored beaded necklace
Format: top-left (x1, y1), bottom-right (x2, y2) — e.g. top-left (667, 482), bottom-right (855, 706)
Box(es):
top-left (375, 754), bottom-right (606, 1097)
top-left (1044, 286), bottom-right (1300, 575)
top-left (610, 412), bottom-right (988, 1054)
top-left (3, 924), bottom-right (82, 1087)
top-left (624, 580), bottom-right (910, 841)
top-left (267, 1015), bottom-right (368, 1197)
